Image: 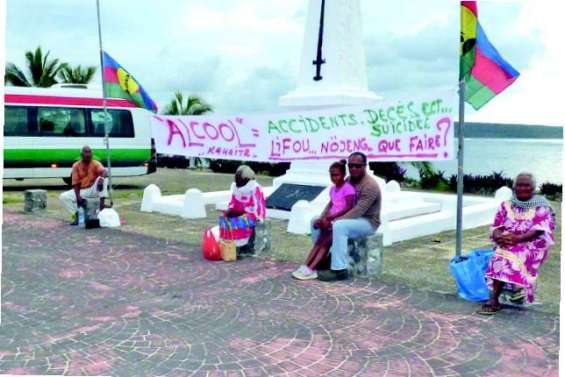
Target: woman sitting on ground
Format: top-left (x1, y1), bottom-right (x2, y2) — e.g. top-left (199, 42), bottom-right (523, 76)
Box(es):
top-left (219, 165), bottom-right (266, 254)
top-left (292, 160), bottom-right (356, 280)
top-left (478, 172), bottom-right (555, 315)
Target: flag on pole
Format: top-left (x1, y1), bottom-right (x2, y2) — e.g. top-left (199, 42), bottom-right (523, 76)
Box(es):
top-left (460, 1), bottom-right (519, 110)
top-left (102, 51), bottom-right (158, 113)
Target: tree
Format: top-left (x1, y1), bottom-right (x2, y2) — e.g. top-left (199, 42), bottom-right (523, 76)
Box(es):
top-left (4, 46), bottom-right (65, 87)
top-left (370, 161), bottom-right (436, 183)
top-left (163, 91), bottom-right (213, 115)
top-left (58, 64), bottom-right (97, 84)
top-left (161, 91), bottom-right (214, 169)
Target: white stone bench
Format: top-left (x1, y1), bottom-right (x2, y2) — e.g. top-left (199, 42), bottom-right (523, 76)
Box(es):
top-left (141, 185), bottom-right (208, 218)
top-left (141, 184), bottom-right (275, 219)
top-left (287, 191), bottom-right (442, 246)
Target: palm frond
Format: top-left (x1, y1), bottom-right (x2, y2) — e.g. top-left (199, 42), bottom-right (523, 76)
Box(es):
top-left (58, 65), bottom-right (72, 82)
top-left (58, 64), bottom-right (97, 84)
top-left (186, 95), bottom-right (213, 115)
top-left (41, 58), bottom-right (62, 87)
top-left (83, 66), bottom-right (97, 82)
top-left (410, 161), bottom-right (436, 177)
top-left (4, 63), bottom-right (32, 86)
top-left (26, 48), bottom-right (43, 85)
top-left (21, 46), bottom-right (64, 87)
top-left (162, 91), bottom-right (213, 116)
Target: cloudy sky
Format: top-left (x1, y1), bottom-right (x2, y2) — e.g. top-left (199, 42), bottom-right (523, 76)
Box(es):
top-left (3, 0), bottom-right (563, 126)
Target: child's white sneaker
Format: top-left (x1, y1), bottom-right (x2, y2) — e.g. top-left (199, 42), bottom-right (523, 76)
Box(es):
top-left (293, 267), bottom-right (318, 281)
top-left (292, 265), bottom-right (307, 278)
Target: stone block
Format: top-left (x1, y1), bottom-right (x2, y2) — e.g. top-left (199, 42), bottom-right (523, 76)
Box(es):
top-left (181, 189), bottom-right (206, 218)
top-left (366, 233), bottom-right (384, 277)
top-left (238, 220), bottom-right (272, 257)
top-left (347, 233), bottom-right (383, 278)
top-left (287, 200), bottom-right (313, 234)
top-left (141, 184), bottom-right (161, 212)
top-left (84, 197), bottom-right (100, 220)
top-left (495, 186), bottom-right (512, 201)
top-left (24, 189), bottom-right (47, 213)
top-left (253, 220), bottom-right (272, 256)
top-left (386, 180), bottom-right (401, 192)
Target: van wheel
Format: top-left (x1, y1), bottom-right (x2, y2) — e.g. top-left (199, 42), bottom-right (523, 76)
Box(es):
top-left (62, 176), bottom-right (72, 186)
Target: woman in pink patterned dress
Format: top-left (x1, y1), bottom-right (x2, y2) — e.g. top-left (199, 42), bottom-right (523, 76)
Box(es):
top-left (219, 165), bottom-right (266, 253)
top-left (478, 173), bottom-right (555, 315)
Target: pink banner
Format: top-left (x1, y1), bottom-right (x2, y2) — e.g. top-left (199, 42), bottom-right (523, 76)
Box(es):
top-left (151, 90), bottom-right (456, 162)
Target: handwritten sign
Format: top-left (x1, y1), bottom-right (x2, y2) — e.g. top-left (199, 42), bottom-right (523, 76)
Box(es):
top-left (151, 90), bottom-right (456, 162)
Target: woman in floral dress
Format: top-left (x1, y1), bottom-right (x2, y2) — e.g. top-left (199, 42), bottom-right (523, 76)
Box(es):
top-left (479, 173), bottom-right (555, 315)
top-left (219, 165), bottom-right (266, 252)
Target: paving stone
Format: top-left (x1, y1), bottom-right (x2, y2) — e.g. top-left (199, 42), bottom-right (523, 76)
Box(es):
top-left (0, 211), bottom-right (559, 377)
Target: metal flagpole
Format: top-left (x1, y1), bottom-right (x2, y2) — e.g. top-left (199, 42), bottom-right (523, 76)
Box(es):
top-left (96, 0), bottom-right (113, 206)
top-left (455, 79), bottom-right (466, 257)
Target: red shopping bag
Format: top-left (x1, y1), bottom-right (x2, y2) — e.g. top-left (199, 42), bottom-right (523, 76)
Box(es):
top-left (202, 227), bottom-right (222, 261)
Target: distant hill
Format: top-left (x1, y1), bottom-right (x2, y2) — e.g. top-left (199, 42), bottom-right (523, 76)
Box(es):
top-left (454, 122), bottom-right (563, 139)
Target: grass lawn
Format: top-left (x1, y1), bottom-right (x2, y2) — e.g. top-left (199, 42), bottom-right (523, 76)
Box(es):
top-left (3, 168), bottom-right (561, 314)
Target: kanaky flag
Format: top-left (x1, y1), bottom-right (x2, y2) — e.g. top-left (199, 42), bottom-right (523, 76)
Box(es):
top-left (460, 1), bottom-right (520, 110)
top-left (102, 51), bottom-right (158, 113)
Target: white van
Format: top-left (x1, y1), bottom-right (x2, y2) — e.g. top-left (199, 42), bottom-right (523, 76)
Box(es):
top-left (3, 85), bottom-right (157, 184)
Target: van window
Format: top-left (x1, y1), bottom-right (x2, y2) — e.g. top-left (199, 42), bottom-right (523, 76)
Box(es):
top-left (4, 106), bottom-right (30, 136)
top-left (37, 107), bottom-right (86, 136)
top-left (90, 109), bottom-right (134, 138)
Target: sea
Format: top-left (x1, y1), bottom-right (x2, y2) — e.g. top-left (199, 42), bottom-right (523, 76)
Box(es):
top-left (404, 138), bottom-right (563, 185)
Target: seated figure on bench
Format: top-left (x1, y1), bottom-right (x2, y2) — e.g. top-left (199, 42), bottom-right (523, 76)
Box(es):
top-left (315, 152), bottom-right (382, 282)
top-left (218, 165), bottom-right (266, 254)
top-left (59, 145), bottom-right (109, 225)
top-left (292, 160), bottom-right (356, 280)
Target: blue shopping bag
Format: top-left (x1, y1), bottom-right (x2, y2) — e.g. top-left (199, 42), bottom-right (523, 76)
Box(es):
top-left (449, 248), bottom-right (494, 302)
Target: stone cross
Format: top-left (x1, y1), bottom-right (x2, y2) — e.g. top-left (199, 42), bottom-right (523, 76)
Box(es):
top-left (312, 0), bottom-right (326, 81)
top-left (277, 0), bottom-right (382, 188)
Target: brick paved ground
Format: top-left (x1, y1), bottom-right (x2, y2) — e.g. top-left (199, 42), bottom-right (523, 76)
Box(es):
top-left (0, 211), bottom-right (559, 376)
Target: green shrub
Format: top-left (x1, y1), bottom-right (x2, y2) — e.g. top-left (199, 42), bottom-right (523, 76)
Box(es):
top-left (448, 171), bottom-right (513, 194)
top-left (420, 170), bottom-right (448, 190)
top-left (208, 159), bottom-right (290, 177)
top-left (3, 196), bottom-right (21, 205)
top-left (540, 183), bottom-right (562, 201)
top-left (369, 162), bottom-right (407, 182)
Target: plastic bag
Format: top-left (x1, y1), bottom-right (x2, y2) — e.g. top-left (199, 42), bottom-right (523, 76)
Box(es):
top-left (98, 208), bottom-right (121, 227)
top-left (450, 248), bottom-right (494, 302)
top-left (202, 227), bottom-right (222, 261)
top-left (472, 248), bottom-right (495, 272)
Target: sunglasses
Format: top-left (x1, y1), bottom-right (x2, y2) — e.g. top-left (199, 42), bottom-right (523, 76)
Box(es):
top-left (348, 163), bottom-right (365, 169)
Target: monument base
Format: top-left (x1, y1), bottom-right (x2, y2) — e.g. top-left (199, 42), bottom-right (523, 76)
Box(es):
top-left (266, 183), bottom-right (326, 211)
top-left (273, 161), bottom-right (333, 188)
top-left (273, 160), bottom-right (385, 191)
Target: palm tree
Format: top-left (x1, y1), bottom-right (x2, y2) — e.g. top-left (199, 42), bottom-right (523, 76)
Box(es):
top-left (409, 161), bottom-right (435, 177)
top-left (58, 64), bottom-right (97, 84)
top-left (162, 91), bottom-right (214, 168)
top-left (4, 46), bottom-right (65, 87)
top-left (163, 91), bottom-right (213, 115)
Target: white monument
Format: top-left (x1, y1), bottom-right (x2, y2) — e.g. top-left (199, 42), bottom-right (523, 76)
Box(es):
top-left (142, 0), bottom-right (509, 246)
top-left (276, 0), bottom-right (382, 188)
